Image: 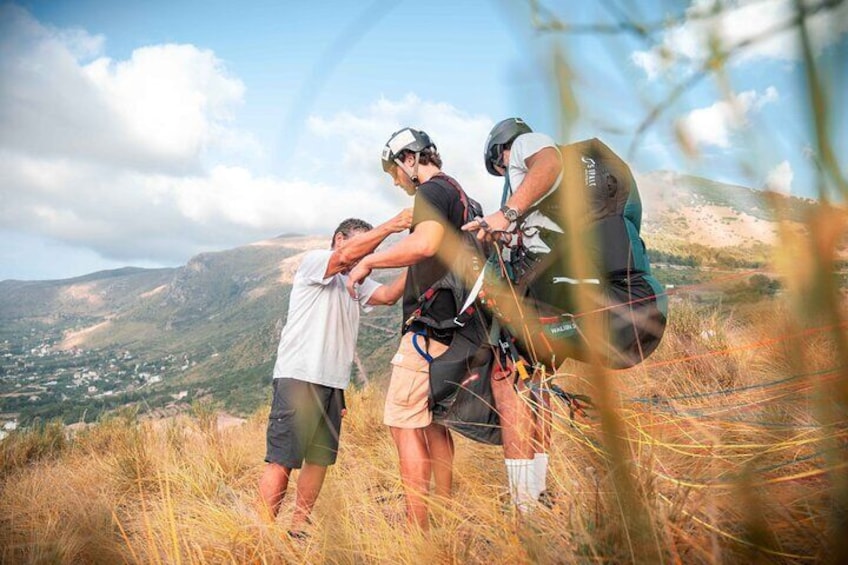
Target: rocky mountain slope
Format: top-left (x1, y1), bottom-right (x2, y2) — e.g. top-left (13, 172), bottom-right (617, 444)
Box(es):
top-left (637, 171), bottom-right (823, 264)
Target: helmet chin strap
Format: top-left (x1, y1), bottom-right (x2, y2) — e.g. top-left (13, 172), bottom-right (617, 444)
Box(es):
top-left (395, 152), bottom-right (422, 186)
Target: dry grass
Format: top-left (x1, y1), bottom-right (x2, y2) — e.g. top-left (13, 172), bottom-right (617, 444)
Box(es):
top-left (1, 288), bottom-right (845, 564)
top-left (4, 196), bottom-right (848, 564)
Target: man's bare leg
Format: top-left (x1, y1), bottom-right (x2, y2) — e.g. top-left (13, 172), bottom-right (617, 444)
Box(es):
top-left (534, 389), bottom-right (552, 451)
top-left (258, 462), bottom-right (292, 521)
top-left (492, 372), bottom-right (536, 511)
top-left (391, 426), bottom-right (431, 530)
top-left (424, 423), bottom-right (454, 498)
top-left (290, 462), bottom-right (328, 530)
top-left (491, 374), bottom-right (535, 459)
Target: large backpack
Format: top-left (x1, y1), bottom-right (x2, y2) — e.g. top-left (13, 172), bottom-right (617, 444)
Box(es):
top-left (490, 138), bottom-right (668, 370)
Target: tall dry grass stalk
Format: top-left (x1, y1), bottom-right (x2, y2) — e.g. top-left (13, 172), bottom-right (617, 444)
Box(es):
top-left (537, 0), bottom-right (847, 561)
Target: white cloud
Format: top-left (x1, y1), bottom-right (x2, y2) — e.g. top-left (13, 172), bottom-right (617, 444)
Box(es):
top-left (0, 6), bottom-right (501, 276)
top-left (306, 93), bottom-right (503, 215)
top-left (82, 44), bottom-right (246, 165)
top-left (0, 4), bottom-right (249, 174)
top-left (765, 160), bottom-right (793, 193)
top-left (632, 0), bottom-right (848, 78)
top-left (676, 88), bottom-right (779, 149)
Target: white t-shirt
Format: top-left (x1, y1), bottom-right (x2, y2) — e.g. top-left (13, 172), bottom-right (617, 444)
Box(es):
top-left (506, 132), bottom-right (564, 255)
top-left (507, 132), bottom-right (563, 196)
top-left (271, 249), bottom-right (381, 389)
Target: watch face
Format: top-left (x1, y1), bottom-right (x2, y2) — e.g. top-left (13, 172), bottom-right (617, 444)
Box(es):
top-left (501, 206), bottom-right (518, 221)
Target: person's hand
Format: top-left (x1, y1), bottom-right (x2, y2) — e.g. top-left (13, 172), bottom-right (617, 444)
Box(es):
top-left (346, 259), bottom-right (373, 298)
top-left (386, 208), bottom-right (413, 233)
top-left (462, 211), bottom-right (511, 242)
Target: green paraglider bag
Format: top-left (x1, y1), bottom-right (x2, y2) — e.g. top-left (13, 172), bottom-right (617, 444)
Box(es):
top-left (492, 138), bottom-right (668, 370)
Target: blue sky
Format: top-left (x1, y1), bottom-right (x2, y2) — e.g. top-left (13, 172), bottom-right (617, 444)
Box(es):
top-left (1, 0), bottom-right (845, 281)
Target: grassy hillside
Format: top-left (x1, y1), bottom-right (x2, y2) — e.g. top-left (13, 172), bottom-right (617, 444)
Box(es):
top-left (1, 294), bottom-right (844, 563)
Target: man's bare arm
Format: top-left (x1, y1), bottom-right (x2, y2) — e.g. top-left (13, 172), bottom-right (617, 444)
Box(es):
top-left (502, 146), bottom-right (562, 213)
top-left (366, 271), bottom-right (407, 306)
top-left (324, 208), bottom-right (412, 278)
top-left (462, 146), bottom-right (561, 238)
top-left (346, 220), bottom-right (444, 296)
top-left (363, 220), bottom-right (444, 269)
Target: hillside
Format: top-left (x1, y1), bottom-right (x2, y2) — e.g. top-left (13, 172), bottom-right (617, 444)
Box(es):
top-left (0, 267), bottom-right (175, 322)
top-left (2, 293), bottom-right (845, 562)
top-left (637, 171), bottom-right (826, 265)
top-left (0, 235), bottom-right (402, 425)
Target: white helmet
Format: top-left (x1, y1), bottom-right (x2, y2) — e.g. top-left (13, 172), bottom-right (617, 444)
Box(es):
top-left (381, 128), bottom-right (436, 181)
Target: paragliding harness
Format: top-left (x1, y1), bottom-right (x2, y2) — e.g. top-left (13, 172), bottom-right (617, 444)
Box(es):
top-left (489, 326), bottom-right (595, 424)
top-left (401, 174), bottom-right (484, 344)
top-left (486, 138), bottom-right (669, 371)
top-left (402, 174), bottom-right (502, 445)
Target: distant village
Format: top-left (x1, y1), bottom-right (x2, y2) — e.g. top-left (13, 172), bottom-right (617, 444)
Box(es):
top-left (0, 327), bottom-right (201, 434)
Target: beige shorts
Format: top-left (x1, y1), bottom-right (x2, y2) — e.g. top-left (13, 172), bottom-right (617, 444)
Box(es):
top-left (383, 332), bottom-right (449, 429)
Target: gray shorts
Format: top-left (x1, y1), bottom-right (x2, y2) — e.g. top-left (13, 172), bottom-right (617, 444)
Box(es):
top-left (264, 378), bottom-right (345, 468)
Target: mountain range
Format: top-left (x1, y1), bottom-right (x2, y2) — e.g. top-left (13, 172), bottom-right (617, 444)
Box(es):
top-left (0, 172), bottom-right (824, 424)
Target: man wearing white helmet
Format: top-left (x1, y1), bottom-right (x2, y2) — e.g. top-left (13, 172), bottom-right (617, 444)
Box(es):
top-left (346, 127), bottom-right (482, 530)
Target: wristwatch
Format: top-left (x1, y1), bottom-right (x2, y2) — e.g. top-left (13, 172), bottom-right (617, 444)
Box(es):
top-left (499, 205), bottom-right (520, 222)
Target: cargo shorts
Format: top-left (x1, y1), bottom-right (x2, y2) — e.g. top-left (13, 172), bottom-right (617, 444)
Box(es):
top-left (383, 332), bottom-right (449, 429)
top-left (265, 377), bottom-right (345, 468)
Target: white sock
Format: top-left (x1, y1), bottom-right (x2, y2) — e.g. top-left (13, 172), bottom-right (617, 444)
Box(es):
top-left (533, 453), bottom-right (549, 499)
top-left (505, 459), bottom-right (536, 513)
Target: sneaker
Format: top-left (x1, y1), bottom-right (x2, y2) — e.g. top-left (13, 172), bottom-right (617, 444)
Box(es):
top-left (287, 529), bottom-right (310, 541)
top-left (537, 489), bottom-right (556, 509)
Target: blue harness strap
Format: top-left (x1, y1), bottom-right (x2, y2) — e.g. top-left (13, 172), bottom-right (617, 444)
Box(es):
top-left (411, 331), bottom-right (433, 363)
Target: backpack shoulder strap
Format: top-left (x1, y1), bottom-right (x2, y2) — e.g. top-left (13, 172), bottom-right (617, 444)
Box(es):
top-left (428, 174), bottom-right (481, 223)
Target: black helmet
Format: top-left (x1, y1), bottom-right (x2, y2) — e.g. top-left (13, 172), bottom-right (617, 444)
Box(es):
top-left (381, 127), bottom-right (436, 173)
top-left (484, 117), bottom-right (532, 176)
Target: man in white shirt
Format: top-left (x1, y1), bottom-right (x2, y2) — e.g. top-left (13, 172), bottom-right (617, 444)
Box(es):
top-left (464, 118), bottom-right (667, 513)
top-left (258, 213), bottom-right (410, 535)
top-left (463, 118), bottom-right (559, 513)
